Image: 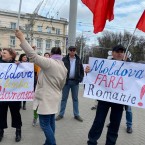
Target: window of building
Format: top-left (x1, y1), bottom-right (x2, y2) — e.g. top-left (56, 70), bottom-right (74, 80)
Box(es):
top-left (46, 27), bottom-right (51, 34)
top-left (10, 36), bottom-right (15, 47)
top-left (56, 28), bottom-right (60, 35)
top-left (38, 26), bottom-right (42, 32)
top-left (46, 39), bottom-right (52, 49)
top-left (36, 38), bottom-right (42, 48)
top-left (55, 40), bottom-right (60, 47)
top-left (11, 22), bottom-right (16, 29)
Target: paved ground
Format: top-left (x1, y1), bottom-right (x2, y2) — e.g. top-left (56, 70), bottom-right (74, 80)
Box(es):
top-left (1, 84), bottom-right (145, 145)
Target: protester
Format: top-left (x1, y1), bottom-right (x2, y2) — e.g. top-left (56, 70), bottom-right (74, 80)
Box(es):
top-left (87, 45), bottom-right (126, 145)
top-left (55, 46), bottom-right (84, 122)
top-left (19, 53), bottom-right (29, 110)
top-left (15, 29), bottom-right (67, 145)
top-left (44, 52), bottom-right (50, 58)
top-left (125, 106), bottom-right (133, 133)
top-left (0, 48), bottom-right (22, 142)
top-left (90, 52), bottom-right (133, 133)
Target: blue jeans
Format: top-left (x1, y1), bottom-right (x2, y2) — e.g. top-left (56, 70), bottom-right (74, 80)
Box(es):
top-left (87, 101), bottom-right (124, 145)
top-left (125, 106), bottom-right (132, 128)
top-left (39, 114), bottom-right (56, 145)
top-left (59, 80), bottom-right (79, 117)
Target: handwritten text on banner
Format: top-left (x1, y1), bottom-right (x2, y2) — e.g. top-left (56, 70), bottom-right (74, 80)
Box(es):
top-left (84, 57), bottom-right (145, 108)
top-left (0, 63), bottom-right (34, 101)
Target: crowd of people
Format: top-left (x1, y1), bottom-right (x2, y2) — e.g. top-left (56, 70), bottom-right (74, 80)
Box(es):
top-left (0, 30), bottom-right (134, 145)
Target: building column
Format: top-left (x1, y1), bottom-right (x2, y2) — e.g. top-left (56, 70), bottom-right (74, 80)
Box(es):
top-left (52, 40), bottom-right (55, 47)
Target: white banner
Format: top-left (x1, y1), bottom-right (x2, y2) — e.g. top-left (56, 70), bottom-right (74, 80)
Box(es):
top-left (84, 57), bottom-right (145, 108)
top-left (0, 63), bottom-right (34, 101)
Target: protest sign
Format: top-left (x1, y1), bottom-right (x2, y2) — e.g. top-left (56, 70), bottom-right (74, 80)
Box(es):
top-left (0, 63), bottom-right (34, 101)
top-left (84, 57), bottom-right (145, 108)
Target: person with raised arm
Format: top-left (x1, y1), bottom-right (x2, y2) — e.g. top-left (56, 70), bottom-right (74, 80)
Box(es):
top-left (15, 29), bottom-right (67, 145)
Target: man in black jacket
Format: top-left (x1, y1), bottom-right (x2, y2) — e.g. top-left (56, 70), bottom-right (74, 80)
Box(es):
top-left (87, 45), bottom-right (125, 145)
top-left (56, 46), bottom-right (84, 122)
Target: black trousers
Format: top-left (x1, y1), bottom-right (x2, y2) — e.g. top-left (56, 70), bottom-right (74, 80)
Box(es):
top-left (87, 101), bottom-right (124, 145)
top-left (0, 101), bottom-right (22, 129)
top-left (21, 101), bottom-right (26, 107)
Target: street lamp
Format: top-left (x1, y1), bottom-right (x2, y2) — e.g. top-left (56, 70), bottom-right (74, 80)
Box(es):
top-left (79, 30), bottom-right (91, 60)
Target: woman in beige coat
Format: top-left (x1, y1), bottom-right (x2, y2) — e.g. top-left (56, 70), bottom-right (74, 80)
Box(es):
top-left (15, 30), bottom-right (67, 145)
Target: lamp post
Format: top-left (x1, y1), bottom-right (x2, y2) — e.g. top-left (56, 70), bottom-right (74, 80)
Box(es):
top-left (68, 0), bottom-right (78, 47)
top-left (79, 30), bottom-right (91, 60)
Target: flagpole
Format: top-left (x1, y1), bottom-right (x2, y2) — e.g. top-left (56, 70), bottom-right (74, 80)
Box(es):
top-left (123, 28), bottom-right (136, 60)
top-left (17, 0), bottom-right (22, 30)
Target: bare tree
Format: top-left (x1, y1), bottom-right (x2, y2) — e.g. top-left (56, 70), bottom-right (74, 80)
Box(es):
top-left (97, 30), bottom-right (145, 62)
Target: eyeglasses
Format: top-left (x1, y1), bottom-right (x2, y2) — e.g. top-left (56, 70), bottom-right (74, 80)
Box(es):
top-left (69, 49), bottom-right (76, 52)
top-left (115, 50), bottom-right (124, 53)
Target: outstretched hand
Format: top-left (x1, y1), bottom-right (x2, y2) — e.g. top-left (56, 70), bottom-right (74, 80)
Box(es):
top-left (85, 65), bottom-right (90, 73)
top-left (15, 29), bottom-right (25, 42)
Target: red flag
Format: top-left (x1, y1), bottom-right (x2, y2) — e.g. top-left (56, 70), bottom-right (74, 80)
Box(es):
top-left (81, 0), bottom-right (115, 33)
top-left (136, 10), bottom-right (145, 32)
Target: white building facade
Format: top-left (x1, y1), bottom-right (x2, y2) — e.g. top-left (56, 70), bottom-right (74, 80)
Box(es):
top-left (0, 10), bottom-right (68, 57)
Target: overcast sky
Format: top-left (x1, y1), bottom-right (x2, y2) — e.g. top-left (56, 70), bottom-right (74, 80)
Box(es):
top-left (0, 0), bottom-right (145, 45)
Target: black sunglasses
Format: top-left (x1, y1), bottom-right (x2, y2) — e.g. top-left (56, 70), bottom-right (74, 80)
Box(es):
top-left (69, 49), bottom-right (76, 52)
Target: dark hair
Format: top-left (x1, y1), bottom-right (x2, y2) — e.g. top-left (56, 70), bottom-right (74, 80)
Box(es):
top-left (44, 52), bottom-right (50, 57)
top-left (68, 46), bottom-right (76, 50)
top-left (112, 45), bottom-right (126, 52)
top-left (3, 48), bottom-right (16, 60)
top-left (19, 53), bottom-right (27, 61)
top-left (51, 47), bottom-right (61, 55)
